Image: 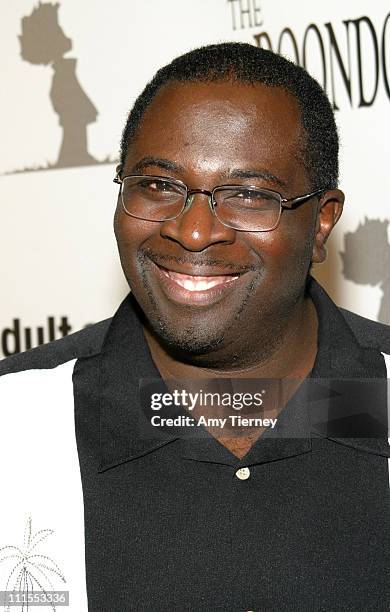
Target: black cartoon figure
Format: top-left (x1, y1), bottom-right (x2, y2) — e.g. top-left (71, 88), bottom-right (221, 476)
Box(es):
top-left (340, 217), bottom-right (390, 324)
top-left (19, 2), bottom-right (98, 168)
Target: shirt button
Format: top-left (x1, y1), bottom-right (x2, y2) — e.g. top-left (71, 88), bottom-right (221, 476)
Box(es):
top-left (235, 467), bottom-right (250, 480)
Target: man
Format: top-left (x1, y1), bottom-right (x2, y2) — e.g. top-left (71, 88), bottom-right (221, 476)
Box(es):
top-left (0, 43), bottom-right (389, 611)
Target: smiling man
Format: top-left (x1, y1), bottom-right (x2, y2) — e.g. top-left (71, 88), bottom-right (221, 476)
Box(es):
top-left (115, 80), bottom-right (325, 374)
top-left (1, 43), bottom-right (389, 611)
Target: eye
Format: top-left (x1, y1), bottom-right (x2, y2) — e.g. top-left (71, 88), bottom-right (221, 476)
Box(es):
top-left (134, 177), bottom-right (185, 202)
top-left (235, 188), bottom-right (261, 200)
top-left (236, 188), bottom-right (279, 202)
top-left (218, 187), bottom-right (280, 211)
top-left (226, 188), bottom-right (272, 203)
top-left (140, 178), bottom-right (175, 193)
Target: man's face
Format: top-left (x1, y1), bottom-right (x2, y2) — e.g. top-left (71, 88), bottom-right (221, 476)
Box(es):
top-left (115, 81), bottom-right (340, 366)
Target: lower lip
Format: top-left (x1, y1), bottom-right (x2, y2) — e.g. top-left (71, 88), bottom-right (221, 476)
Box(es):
top-left (150, 262), bottom-right (246, 306)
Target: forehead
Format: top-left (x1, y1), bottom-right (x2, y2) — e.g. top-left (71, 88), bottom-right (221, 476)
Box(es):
top-left (125, 81), bottom-right (305, 185)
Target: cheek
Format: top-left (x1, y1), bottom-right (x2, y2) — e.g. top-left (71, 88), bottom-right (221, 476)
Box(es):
top-left (248, 211), bottom-right (315, 268)
top-left (114, 212), bottom-right (152, 281)
top-left (114, 209), bottom-right (153, 256)
top-left (285, 206), bottom-right (317, 250)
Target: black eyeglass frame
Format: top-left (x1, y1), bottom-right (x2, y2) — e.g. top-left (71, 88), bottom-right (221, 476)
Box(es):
top-left (113, 173), bottom-right (325, 232)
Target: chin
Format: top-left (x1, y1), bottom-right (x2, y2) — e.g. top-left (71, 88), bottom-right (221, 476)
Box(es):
top-left (152, 316), bottom-right (225, 357)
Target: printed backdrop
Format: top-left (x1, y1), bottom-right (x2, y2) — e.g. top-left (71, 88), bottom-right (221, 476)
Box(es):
top-left (1, 0), bottom-right (390, 358)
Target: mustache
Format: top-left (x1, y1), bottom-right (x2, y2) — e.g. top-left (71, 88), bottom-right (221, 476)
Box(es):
top-left (140, 247), bottom-right (256, 273)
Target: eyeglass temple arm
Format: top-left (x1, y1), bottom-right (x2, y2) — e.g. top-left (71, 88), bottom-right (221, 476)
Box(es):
top-left (113, 173), bottom-right (122, 184)
top-left (281, 188), bottom-right (325, 210)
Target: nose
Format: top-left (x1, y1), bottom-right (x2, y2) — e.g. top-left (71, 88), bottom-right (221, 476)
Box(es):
top-left (159, 192), bottom-right (236, 252)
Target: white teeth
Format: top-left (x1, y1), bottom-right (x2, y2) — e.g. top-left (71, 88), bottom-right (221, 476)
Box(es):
top-left (181, 278), bottom-right (224, 291)
top-left (162, 269), bottom-right (239, 291)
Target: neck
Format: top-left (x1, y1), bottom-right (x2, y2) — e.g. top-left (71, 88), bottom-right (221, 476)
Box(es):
top-left (143, 296), bottom-right (318, 381)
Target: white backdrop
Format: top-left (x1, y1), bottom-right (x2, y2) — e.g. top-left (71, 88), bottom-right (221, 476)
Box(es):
top-left (1, 0), bottom-right (389, 358)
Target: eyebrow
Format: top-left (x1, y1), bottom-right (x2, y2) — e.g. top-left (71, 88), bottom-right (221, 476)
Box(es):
top-left (225, 168), bottom-right (288, 189)
top-left (130, 157), bottom-right (185, 175)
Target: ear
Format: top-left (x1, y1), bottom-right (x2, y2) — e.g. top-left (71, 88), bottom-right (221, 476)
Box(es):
top-left (311, 189), bottom-right (344, 264)
top-left (115, 163), bottom-right (123, 179)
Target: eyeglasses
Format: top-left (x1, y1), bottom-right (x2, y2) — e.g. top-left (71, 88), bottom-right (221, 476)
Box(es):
top-left (113, 174), bottom-right (325, 232)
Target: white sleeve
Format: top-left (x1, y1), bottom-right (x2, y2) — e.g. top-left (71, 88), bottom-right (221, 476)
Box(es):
top-left (0, 360), bottom-right (88, 611)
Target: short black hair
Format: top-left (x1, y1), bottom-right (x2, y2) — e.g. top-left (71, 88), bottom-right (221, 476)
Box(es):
top-left (120, 42), bottom-right (339, 189)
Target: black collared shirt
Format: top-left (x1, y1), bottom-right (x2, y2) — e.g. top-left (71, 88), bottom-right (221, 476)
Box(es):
top-left (75, 279), bottom-right (390, 611)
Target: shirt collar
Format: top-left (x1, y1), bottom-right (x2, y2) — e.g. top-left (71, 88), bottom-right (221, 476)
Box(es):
top-left (98, 278), bottom-right (388, 472)
top-left (306, 277), bottom-right (388, 457)
top-left (309, 277), bottom-right (386, 379)
top-left (98, 295), bottom-right (180, 472)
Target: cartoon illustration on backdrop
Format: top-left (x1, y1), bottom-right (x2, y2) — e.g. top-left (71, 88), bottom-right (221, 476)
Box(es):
top-left (10, 2), bottom-right (114, 173)
top-left (340, 218), bottom-right (390, 325)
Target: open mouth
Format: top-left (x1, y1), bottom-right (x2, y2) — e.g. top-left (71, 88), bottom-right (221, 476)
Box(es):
top-left (150, 261), bottom-right (246, 306)
top-left (160, 267), bottom-right (239, 292)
